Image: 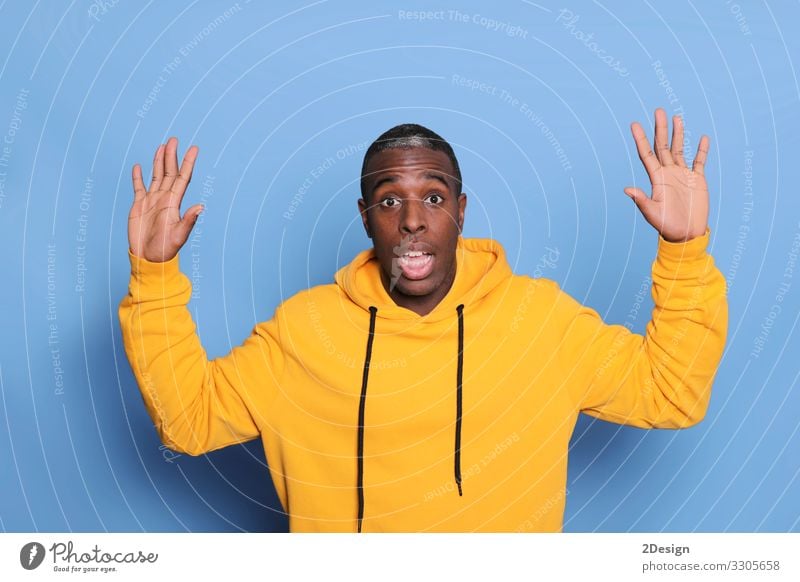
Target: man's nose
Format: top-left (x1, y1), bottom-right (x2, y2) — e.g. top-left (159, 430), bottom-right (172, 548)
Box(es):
top-left (399, 198), bottom-right (427, 234)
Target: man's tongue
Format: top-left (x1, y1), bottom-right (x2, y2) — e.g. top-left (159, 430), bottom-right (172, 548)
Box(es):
top-left (399, 253), bottom-right (434, 280)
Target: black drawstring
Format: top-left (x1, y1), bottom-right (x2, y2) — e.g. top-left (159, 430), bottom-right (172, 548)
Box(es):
top-left (356, 303), bottom-right (466, 532)
top-left (357, 305), bottom-right (378, 533)
top-left (455, 303), bottom-right (465, 496)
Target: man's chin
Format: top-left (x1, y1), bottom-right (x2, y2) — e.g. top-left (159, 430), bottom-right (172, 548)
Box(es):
top-left (392, 275), bottom-right (437, 297)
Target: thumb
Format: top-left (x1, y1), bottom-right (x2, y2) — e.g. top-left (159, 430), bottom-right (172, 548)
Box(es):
top-left (623, 187), bottom-right (657, 221)
top-left (176, 204), bottom-right (204, 243)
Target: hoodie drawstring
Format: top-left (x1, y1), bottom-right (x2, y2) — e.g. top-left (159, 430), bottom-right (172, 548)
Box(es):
top-left (455, 303), bottom-right (465, 496)
top-left (356, 305), bottom-right (378, 533)
top-left (356, 304), bottom-right (465, 532)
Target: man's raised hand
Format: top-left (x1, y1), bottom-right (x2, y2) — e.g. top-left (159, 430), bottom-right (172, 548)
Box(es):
top-left (128, 137), bottom-right (203, 262)
top-left (625, 108), bottom-right (710, 243)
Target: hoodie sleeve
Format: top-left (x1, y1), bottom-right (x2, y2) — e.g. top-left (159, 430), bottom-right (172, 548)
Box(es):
top-left (558, 227), bottom-right (728, 428)
top-left (118, 249), bottom-right (286, 455)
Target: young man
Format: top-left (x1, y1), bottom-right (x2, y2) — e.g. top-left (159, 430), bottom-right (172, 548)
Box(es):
top-left (120, 109), bottom-right (727, 532)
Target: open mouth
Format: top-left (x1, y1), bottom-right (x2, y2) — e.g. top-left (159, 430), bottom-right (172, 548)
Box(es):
top-left (397, 251), bottom-right (434, 280)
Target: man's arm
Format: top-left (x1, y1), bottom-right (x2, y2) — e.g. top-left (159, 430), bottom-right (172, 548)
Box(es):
top-left (563, 108), bottom-right (727, 427)
top-left (561, 227), bottom-right (727, 427)
top-left (120, 137), bottom-right (285, 455)
top-left (118, 250), bottom-right (286, 455)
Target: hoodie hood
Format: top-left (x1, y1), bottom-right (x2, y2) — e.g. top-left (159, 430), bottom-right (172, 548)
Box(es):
top-left (334, 235), bottom-right (514, 322)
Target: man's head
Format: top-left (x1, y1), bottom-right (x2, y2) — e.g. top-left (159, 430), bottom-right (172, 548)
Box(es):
top-left (358, 123), bottom-right (467, 315)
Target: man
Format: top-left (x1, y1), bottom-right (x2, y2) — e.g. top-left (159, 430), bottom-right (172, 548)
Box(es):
top-left (120, 108), bottom-right (727, 532)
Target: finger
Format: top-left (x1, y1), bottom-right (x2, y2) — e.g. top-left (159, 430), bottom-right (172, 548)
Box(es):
top-left (692, 135), bottom-right (710, 175)
top-left (670, 115), bottom-right (687, 167)
top-left (132, 164), bottom-right (146, 201)
top-left (630, 121), bottom-right (661, 178)
top-left (162, 136), bottom-right (179, 190)
top-left (170, 145), bottom-right (199, 203)
top-left (624, 187), bottom-right (658, 224)
top-left (624, 186), bottom-right (649, 205)
top-left (653, 108), bottom-right (674, 166)
top-left (150, 143), bottom-right (165, 192)
top-left (175, 204), bottom-right (204, 245)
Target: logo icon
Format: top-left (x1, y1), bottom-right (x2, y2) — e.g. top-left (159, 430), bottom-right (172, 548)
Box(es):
top-left (20, 542), bottom-right (46, 570)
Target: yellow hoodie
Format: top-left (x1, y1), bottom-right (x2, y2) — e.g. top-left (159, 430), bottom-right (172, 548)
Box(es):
top-left (118, 229), bottom-right (727, 532)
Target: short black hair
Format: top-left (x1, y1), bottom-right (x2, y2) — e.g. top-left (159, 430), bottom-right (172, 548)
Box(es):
top-left (360, 123), bottom-right (462, 200)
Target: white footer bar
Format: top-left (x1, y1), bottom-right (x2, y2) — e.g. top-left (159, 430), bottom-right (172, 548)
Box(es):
top-left (1, 533), bottom-right (797, 581)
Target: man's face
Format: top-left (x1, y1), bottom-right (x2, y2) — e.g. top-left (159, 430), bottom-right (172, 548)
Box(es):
top-left (358, 147), bottom-right (466, 306)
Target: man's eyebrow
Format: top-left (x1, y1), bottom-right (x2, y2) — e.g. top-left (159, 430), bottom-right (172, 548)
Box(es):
top-left (370, 171), bottom-right (451, 195)
top-left (370, 175), bottom-right (397, 194)
top-left (422, 171), bottom-right (450, 188)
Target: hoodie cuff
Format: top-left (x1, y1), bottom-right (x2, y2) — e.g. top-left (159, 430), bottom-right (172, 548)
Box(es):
top-left (654, 227), bottom-right (713, 278)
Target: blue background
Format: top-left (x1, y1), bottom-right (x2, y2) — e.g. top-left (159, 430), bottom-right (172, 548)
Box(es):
top-left (0, 0), bottom-right (798, 532)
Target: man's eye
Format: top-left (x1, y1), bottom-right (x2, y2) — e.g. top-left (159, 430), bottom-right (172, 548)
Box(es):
top-left (380, 197), bottom-right (400, 207)
top-left (426, 193), bottom-right (444, 204)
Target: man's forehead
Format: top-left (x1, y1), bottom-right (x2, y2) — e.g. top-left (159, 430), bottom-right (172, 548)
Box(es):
top-left (365, 148), bottom-right (455, 178)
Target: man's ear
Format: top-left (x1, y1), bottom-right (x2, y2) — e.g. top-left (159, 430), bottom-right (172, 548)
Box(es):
top-left (457, 192), bottom-right (467, 233)
top-left (358, 196), bottom-right (372, 238)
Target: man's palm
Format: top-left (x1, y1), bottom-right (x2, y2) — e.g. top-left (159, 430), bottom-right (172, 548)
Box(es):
top-left (128, 137), bottom-right (203, 263)
top-left (625, 108), bottom-right (710, 243)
